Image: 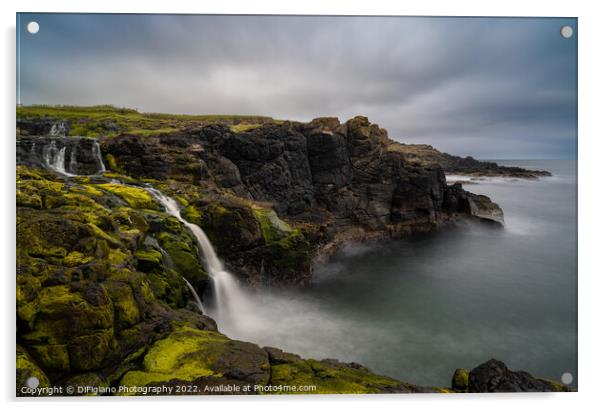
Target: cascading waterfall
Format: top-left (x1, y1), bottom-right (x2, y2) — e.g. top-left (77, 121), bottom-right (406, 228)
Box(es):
top-left (69, 145), bottom-right (78, 174)
top-left (146, 187), bottom-right (249, 330)
top-left (30, 138), bottom-right (106, 177)
top-left (43, 140), bottom-right (73, 176)
top-left (49, 122), bottom-right (68, 137)
top-left (26, 137), bottom-right (248, 334)
top-left (92, 141), bottom-right (107, 173)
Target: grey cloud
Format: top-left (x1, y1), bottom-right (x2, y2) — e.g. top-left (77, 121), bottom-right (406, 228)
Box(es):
top-left (18, 14), bottom-right (577, 158)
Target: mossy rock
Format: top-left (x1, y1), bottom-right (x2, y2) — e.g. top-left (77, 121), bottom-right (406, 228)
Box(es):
top-left (269, 358), bottom-right (405, 394)
top-left (63, 372), bottom-right (109, 396)
top-left (16, 345), bottom-right (51, 396)
top-left (97, 183), bottom-right (158, 210)
top-left (451, 368), bottom-right (469, 391)
top-left (265, 229), bottom-right (310, 269)
top-left (119, 327), bottom-right (270, 393)
top-left (157, 232), bottom-right (209, 288)
top-left (134, 249), bottom-right (163, 273)
top-left (252, 206), bottom-right (292, 242)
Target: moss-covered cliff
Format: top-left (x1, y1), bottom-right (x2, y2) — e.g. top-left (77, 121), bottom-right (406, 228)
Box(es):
top-left (15, 106), bottom-right (565, 395)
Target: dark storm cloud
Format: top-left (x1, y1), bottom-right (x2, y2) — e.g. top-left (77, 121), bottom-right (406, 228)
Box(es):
top-left (17, 14), bottom-right (577, 158)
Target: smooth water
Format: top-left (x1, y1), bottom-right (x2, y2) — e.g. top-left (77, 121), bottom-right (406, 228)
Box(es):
top-left (219, 160), bottom-right (577, 388)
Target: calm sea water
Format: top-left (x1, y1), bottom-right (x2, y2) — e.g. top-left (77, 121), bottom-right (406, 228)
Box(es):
top-left (218, 160), bottom-right (578, 388)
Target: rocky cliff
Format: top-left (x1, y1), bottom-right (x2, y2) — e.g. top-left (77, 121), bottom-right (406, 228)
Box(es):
top-left (16, 107), bottom-right (566, 395)
top-left (93, 116), bottom-right (504, 286)
top-left (389, 142), bottom-right (551, 178)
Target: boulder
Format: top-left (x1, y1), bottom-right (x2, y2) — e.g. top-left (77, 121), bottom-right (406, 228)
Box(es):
top-left (467, 359), bottom-right (570, 392)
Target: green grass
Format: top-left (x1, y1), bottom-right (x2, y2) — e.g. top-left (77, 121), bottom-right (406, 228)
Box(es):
top-left (17, 105), bottom-right (278, 138)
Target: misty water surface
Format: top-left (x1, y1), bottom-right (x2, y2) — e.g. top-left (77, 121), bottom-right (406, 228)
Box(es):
top-left (213, 160), bottom-right (577, 388)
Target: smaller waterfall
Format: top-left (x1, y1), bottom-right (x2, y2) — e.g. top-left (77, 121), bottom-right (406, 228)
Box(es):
top-left (49, 122), bottom-right (68, 137)
top-left (92, 141), bottom-right (106, 173)
top-left (155, 243), bottom-right (204, 312)
top-left (183, 278), bottom-right (205, 313)
top-left (43, 140), bottom-right (74, 176)
top-left (69, 146), bottom-right (78, 174)
top-left (146, 187), bottom-right (250, 330)
top-left (20, 137), bottom-right (106, 177)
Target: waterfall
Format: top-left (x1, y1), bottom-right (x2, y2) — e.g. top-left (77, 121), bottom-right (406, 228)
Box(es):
top-left (49, 121), bottom-right (68, 137)
top-left (19, 137), bottom-right (106, 176)
top-left (146, 187), bottom-right (249, 329)
top-left (155, 242), bottom-right (204, 313)
top-left (183, 278), bottom-right (205, 313)
top-left (43, 140), bottom-right (74, 176)
top-left (92, 141), bottom-right (106, 173)
top-left (69, 146), bottom-right (78, 174)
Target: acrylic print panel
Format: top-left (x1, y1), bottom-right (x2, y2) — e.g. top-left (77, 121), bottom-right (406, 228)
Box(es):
top-left (15, 14), bottom-right (577, 396)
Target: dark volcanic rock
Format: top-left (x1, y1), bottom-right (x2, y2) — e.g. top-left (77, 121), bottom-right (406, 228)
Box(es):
top-left (18, 118), bottom-right (71, 137)
top-left (389, 143), bottom-right (551, 178)
top-left (97, 116), bottom-right (504, 286)
top-left (17, 136), bottom-right (105, 175)
top-left (467, 359), bottom-right (570, 392)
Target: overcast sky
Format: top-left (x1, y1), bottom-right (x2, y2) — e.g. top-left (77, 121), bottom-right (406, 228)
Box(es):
top-left (18, 14), bottom-right (577, 159)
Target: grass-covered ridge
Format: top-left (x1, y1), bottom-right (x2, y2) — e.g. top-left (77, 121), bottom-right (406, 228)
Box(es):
top-left (17, 104), bottom-right (278, 137)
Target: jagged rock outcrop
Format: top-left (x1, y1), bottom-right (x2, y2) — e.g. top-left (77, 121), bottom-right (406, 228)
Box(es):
top-left (389, 143), bottom-right (551, 178)
top-left (17, 137), bottom-right (105, 175)
top-left (461, 359), bottom-right (570, 392)
top-left (17, 118), bottom-right (71, 137)
top-left (97, 117), bottom-right (503, 286)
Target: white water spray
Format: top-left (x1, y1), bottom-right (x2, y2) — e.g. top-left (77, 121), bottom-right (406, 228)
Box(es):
top-left (146, 188), bottom-right (250, 330)
top-left (183, 278), bottom-right (205, 313)
top-left (43, 140), bottom-right (74, 176)
top-left (69, 146), bottom-right (78, 174)
top-left (92, 141), bottom-right (106, 173)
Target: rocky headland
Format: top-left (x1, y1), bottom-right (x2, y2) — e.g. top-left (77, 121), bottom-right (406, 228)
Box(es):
top-left (389, 143), bottom-right (551, 178)
top-left (16, 106), bottom-right (565, 395)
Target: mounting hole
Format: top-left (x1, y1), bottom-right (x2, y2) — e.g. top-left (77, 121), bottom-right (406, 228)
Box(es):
top-left (27, 21), bottom-right (40, 34)
top-left (25, 376), bottom-right (39, 388)
top-left (561, 372), bottom-right (573, 385)
top-left (560, 25), bottom-right (573, 39)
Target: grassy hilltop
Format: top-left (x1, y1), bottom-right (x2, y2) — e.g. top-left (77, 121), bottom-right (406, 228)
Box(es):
top-left (17, 104), bottom-right (278, 137)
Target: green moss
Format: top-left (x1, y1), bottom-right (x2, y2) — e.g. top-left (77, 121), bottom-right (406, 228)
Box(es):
top-left (68, 330), bottom-right (114, 371)
top-left (104, 154), bottom-right (123, 173)
top-left (22, 285), bottom-right (114, 346)
top-left (63, 251), bottom-right (94, 267)
top-left (252, 206), bottom-right (292, 242)
top-left (181, 205), bottom-right (203, 225)
top-left (265, 229), bottom-right (310, 269)
top-left (104, 281), bottom-right (141, 328)
top-left (63, 373), bottom-right (108, 395)
top-left (101, 171), bottom-right (137, 184)
top-left (98, 183), bottom-right (157, 210)
top-left (119, 326), bottom-right (273, 394)
top-left (157, 232), bottom-right (209, 286)
top-left (451, 368), bottom-right (469, 391)
top-left (119, 327), bottom-right (224, 392)
top-left (230, 123), bottom-right (262, 133)
top-left (16, 345), bottom-right (51, 394)
top-left (270, 359), bottom-right (401, 394)
top-left (146, 268), bottom-right (187, 308)
top-left (134, 249), bottom-right (163, 272)
top-left (69, 184), bottom-right (104, 197)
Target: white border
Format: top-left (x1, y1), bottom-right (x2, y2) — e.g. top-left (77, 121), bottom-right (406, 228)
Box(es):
top-left (2, 1), bottom-right (600, 409)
